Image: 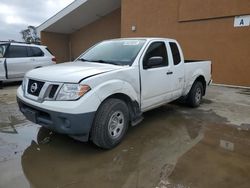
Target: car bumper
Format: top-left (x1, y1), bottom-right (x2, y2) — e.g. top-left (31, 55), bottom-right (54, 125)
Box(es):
top-left (17, 97), bottom-right (95, 142)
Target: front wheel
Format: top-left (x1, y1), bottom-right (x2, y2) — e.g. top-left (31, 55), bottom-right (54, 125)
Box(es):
top-left (187, 81), bottom-right (204, 108)
top-left (91, 98), bottom-right (129, 149)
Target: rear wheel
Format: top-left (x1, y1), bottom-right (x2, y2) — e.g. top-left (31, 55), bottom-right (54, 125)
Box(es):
top-left (0, 81), bottom-right (3, 89)
top-left (91, 98), bottom-right (129, 149)
top-left (187, 81), bottom-right (204, 107)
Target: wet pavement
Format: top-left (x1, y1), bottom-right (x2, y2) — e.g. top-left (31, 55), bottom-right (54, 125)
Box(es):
top-left (0, 83), bottom-right (250, 188)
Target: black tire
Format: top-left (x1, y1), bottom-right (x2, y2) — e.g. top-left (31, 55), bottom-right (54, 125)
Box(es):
top-left (187, 81), bottom-right (204, 108)
top-left (0, 81), bottom-right (3, 89)
top-left (91, 98), bottom-right (129, 149)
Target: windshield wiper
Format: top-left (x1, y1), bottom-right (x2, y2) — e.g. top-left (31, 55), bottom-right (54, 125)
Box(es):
top-left (78, 58), bottom-right (121, 65)
top-left (89, 59), bottom-right (121, 66)
top-left (78, 58), bottom-right (90, 62)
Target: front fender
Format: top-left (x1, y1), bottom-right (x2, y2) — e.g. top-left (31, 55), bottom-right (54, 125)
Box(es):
top-left (93, 79), bottom-right (140, 103)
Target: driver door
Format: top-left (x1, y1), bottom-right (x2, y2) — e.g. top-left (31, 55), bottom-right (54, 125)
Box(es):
top-left (140, 41), bottom-right (174, 111)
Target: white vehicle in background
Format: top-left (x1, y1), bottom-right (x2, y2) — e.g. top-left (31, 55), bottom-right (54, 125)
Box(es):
top-left (17, 38), bottom-right (212, 149)
top-left (0, 42), bottom-right (56, 88)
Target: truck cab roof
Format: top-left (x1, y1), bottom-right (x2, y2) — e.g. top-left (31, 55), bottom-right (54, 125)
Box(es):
top-left (111, 37), bottom-right (178, 42)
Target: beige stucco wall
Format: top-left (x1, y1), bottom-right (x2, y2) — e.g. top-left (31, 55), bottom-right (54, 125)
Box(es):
top-left (40, 32), bottom-right (69, 63)
top-left (69, 8), bottom-right (121, 60)
top-left (41, 9), bottom-right (121, 62)
top-left (121, 0), bottom-right (250, 86)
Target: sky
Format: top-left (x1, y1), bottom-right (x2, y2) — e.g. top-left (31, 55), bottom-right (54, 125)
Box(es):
top-left (0, 0), bottom-right (74, 41)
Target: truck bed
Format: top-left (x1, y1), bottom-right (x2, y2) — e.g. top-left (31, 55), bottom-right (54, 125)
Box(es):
top-left (183, 60), bottom-right (212, 95)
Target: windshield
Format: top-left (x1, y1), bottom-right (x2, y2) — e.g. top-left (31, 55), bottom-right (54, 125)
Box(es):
top-left (78, 39), bottom-right (146, 66)
top-left (0, 43), bottom-right (9, 58)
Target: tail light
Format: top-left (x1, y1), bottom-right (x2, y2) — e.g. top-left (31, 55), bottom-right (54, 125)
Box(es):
top-left (52, 57), bottom-right (57, 63)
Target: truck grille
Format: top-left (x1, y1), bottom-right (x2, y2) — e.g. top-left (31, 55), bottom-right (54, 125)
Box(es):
top-left (27, 79), bottom-right (45, 96)
top-left (25, 79), bottom-right (61, 102)
top-left (48, 85), bottom-right (59, 99)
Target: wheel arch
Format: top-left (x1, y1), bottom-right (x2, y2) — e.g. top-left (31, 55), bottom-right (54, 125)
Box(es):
top-left (194, 75), bottom-right (206, 95)
top-left (102, 93), bottom-right (141, 124)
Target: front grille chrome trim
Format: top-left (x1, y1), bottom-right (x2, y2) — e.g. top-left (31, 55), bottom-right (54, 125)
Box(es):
top-left (24, 79), bottom-right (63, 103)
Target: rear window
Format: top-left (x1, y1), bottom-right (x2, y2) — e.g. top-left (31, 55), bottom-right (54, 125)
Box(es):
top-left (6, 45), bottom-right (28, 58)
top-left (170, 42), bottom-right (181, 65)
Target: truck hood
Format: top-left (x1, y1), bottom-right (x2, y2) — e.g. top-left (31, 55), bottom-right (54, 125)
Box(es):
top-left (26, 61), bottom-right (124, 83)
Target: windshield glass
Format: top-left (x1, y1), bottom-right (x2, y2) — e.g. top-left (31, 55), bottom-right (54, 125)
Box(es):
top-left (0, 43), bottom-right (8, 58)
top-left (78, 39), bottom-right (146, 66)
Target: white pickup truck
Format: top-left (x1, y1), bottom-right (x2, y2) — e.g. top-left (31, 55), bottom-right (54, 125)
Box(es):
top-left (17, 38), bottom-right (212, 149)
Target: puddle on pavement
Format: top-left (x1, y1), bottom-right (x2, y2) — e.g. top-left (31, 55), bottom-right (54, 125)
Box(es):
top-left (167, 124), bottom-right (250, 188)
top-left (0, 123), bottom-right (40, 162)
top-left (1, 105), bottom-right (244, 188)
top-left (0, 116), bottom-right (26, 133)
top-left (0, 88), bottom-right (250, 188)
top-left (0, 85), bottom-right (26, 133)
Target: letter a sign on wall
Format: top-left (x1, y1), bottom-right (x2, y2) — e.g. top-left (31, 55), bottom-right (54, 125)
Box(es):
top-left (234, 15), bottom-right (250, 27)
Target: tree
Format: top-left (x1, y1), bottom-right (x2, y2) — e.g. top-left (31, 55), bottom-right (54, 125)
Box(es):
top-left (20, 26), bottom-right (41, 44)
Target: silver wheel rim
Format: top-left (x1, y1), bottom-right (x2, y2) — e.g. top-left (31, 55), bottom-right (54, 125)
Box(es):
top-left (108, 111), bottom-right (124, 139)
top-left (195, 87), bottom-right (202, 104)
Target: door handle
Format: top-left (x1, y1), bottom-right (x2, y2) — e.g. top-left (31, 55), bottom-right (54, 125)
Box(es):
top-left (166, 71), bottom-right (173, 75)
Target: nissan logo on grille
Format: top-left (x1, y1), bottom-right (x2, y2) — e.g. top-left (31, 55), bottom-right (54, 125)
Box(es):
top-left (27, 79), bottom-right (45, 97)
top-left (30, 83), bottom-right (38, 93)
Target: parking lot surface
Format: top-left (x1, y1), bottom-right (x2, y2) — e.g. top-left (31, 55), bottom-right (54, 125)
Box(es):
top-left (0, 83), bottom-right (250, 188)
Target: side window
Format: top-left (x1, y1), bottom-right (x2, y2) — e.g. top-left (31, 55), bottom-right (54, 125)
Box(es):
top-left (170, 42), bottom-right (181, 65)
top-left (27, 47), bottom-right (44, 57)
top-left (143, 42), bottom-right (168, 69)
top-left (31, 47), bottom-right (44, 57)
top-left (6, 45), bottom-right (28, 58)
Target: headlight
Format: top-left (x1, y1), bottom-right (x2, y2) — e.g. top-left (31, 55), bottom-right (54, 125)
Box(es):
top-left (22, 77), bottom-right (28, 91)
top-left (56, 84), bottom-right (91, 101)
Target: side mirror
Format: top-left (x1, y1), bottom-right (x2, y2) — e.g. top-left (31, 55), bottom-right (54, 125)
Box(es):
top-left (146, 56), bottom-right (163, 68)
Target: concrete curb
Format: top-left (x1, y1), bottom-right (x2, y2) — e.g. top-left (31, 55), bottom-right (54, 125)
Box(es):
top-left (212, 83), bottom-right (250, 89)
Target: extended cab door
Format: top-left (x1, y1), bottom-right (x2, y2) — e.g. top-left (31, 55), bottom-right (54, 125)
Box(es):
top-left (140, 41), bottom-right (174, 111)
top-left (5, 45), bottom-right (34, 79)
top-left (169, 42), bottom-right (185, 98)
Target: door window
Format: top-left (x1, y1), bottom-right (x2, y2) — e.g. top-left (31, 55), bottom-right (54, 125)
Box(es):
top-left (6, 45), bottom-right (28, 58)
top-left (143, 42), bottom-right (168, 69)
